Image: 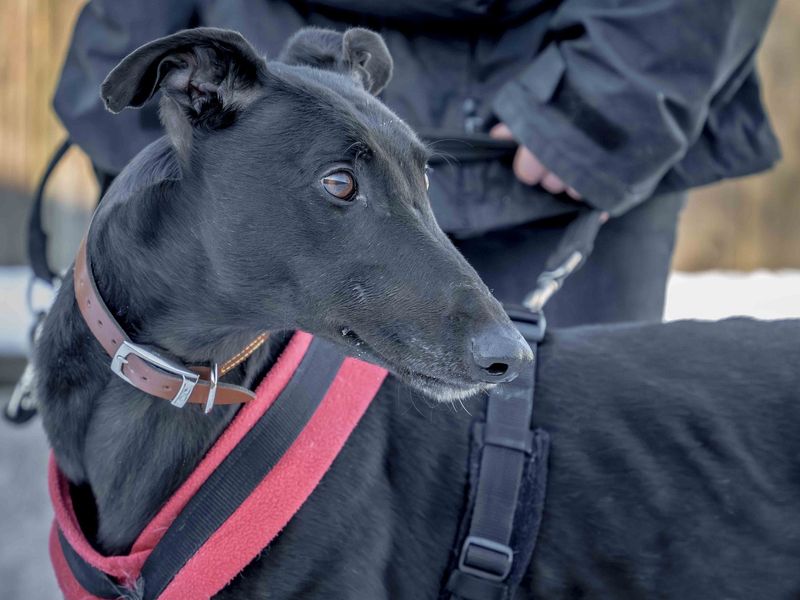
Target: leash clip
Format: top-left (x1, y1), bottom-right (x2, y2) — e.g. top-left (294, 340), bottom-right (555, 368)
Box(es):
top-left (110, 340), bottom-right (199, 408)
top-left (5, 362), bottom-right (38, 424)
top-left (523, 250), bottom-right (583, 313)
top-left (5, 309), bottom-right (49, 425)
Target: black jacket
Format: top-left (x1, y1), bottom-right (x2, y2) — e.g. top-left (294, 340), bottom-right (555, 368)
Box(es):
top-left (54, 0), bottom-right (780, 236)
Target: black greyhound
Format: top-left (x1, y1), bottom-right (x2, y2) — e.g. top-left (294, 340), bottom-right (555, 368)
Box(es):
top-left (36, 27), bottom-right (800, 599)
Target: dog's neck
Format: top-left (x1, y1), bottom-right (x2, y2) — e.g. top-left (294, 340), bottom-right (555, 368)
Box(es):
top-left (87, 174), bottom-right (264, 365)
top-left (51, 140), bottom-right (293, 553)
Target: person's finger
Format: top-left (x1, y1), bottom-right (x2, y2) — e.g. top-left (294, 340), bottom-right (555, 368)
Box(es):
top-left (541, 172), bottom-right (568, 195)
top-left (566, 186), bottom-right (583, 201)
top-left (491, 124), bottom-right (583, 199)
top-left (513, 146), bottom-right (547, 185)
top-left (489, 123), bottom-right (515, 140)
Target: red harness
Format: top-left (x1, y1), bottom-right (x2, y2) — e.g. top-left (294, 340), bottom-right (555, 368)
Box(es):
top-left (50, 331), bottom-right (388, 600)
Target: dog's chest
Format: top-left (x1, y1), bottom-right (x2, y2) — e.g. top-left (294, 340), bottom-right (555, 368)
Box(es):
top-left (217, 379), bottom-right (474, 599)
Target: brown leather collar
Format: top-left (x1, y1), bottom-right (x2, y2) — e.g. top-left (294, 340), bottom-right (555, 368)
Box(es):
top-left (74, 239), bottom-right (267, 412)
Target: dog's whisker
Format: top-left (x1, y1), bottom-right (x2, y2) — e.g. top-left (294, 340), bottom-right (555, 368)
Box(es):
top-left (427, 150), bottom-right (458, 167)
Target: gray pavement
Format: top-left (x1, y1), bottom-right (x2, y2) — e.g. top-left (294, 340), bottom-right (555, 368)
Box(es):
top-left (1, 385), bottom-right (60, 600)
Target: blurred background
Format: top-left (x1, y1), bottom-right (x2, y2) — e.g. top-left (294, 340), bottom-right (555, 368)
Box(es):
top-left (1, 1), bottom-right (798, 598)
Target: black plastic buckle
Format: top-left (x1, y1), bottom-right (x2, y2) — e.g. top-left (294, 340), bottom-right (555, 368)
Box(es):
top-left (458, 536), bottom-right (514, 582)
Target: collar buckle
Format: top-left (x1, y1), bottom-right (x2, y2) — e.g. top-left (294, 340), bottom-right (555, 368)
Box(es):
top-left (110, 340), bottom-right (199, 408)
top-left (204, 363), bottom-right (219, 414)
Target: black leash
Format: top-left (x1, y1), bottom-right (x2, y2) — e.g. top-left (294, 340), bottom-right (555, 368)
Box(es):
top-left (3, 138), bottom-right (72, 425)
top-left (524, 208), bottom-right (606, 312)
top-left (29, 138), bottom-right (72, 285)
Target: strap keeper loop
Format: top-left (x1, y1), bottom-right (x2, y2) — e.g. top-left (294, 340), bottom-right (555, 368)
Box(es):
top-left (483, 422), bottom-right (534, 455)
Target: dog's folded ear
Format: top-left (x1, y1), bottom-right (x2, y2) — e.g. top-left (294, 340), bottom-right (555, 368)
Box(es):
top-left (279, 27), bottom-right (393, 96)
top-left (101, 28), bottom-right (266, 153)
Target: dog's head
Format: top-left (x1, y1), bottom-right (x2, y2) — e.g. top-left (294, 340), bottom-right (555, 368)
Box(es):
top-left (101, 27), bottom-right (532, 401)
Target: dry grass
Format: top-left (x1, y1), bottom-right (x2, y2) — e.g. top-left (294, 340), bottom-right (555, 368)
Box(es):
top-left (0, 0), bottom-right (96, 208)
top-left (0, 0), bottom-right (797, 269)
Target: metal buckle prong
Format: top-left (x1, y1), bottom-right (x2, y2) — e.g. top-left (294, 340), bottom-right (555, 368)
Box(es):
top-left (205, 363), bottom-right (219, 414)
top-left (110, 340), bottom-right (199, 408)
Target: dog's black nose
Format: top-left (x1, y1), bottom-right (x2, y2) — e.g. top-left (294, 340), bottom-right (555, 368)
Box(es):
top-left (468, 325), bottom-right (533, 384)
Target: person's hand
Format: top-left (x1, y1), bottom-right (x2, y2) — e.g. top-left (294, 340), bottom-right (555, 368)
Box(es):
top-left (490, 123), bottom-right (582, 201)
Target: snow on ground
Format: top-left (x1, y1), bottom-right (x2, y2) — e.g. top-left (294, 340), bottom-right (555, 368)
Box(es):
top-left (1, 266), bottom-right (799, 357)
top-left (0, 266), bottom-right (56, 355)
top-left (665, 270), bottom-right (800, 321)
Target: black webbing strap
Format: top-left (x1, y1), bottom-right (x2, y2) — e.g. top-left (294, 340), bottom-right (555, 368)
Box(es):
top-left (56, 337), bottom-right (344, 600)
top-left (445, 308), bottom-right (550, 600)
top-left (29, 138), bottom-right (72, 284)
top-left (58, 530), bottom-right (128, 599)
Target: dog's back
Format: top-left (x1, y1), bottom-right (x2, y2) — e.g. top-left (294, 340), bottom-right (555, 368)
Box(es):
top-left (529, 317), bottom-right (800, 599)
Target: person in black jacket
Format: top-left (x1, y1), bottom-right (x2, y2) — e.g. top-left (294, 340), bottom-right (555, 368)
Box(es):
top-left (53, 0), bottom-right (780, 326)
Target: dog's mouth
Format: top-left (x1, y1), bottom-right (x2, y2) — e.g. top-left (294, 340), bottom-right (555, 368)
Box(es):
top-left (394, 369), bottom-right (490, 403)
top-left (333, 326), bottom-right (489, 402)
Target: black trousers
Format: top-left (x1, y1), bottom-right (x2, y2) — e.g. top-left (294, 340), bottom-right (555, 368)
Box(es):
top-left (454, 193), bottom-right (686, 328)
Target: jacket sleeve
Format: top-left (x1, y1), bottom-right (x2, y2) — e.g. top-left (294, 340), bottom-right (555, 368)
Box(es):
top-left (491, 0), bottom-right (777, 214)
top-left (53, 0), bottom-right (197, 174)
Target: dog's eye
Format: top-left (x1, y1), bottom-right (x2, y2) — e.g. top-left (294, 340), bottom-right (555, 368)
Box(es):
top-left (321, 171), bottom-right (356, 201)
